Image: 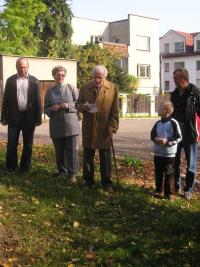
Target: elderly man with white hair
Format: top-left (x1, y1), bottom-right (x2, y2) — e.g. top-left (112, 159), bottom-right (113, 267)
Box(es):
top-left (76, 65), bottom-right (119, 192)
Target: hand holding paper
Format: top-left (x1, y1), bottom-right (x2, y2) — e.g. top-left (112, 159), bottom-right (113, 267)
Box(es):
top-left (84, 102), bottom-right (97, 113)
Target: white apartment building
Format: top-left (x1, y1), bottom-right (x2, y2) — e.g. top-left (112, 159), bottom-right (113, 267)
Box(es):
top-left (160, 30), bottom-right (200, 92)
top-left (72, 14), bottom-right (160, 96)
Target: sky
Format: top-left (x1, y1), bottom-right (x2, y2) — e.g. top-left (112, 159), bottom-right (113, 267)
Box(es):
top-left (71, 0), bottom-right (200, 37)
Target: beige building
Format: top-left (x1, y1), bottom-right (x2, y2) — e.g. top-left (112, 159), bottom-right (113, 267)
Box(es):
top-left (0, 55), bottom-right (77, 113)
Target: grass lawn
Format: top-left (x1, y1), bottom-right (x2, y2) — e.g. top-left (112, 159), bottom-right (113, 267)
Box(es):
top-left (0, 142), bottom-right (200, 267)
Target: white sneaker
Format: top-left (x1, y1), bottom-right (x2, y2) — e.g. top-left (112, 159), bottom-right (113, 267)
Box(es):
top-left (175, 188), bottom-right (182, 195)
top-left (184, 191), bottom-right (192, 200)
top-left (69, 176), bottom-right (76, 184)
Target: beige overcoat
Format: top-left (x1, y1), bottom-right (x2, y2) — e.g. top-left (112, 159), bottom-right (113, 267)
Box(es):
top-left (76, 80), bottom-right (119, 149)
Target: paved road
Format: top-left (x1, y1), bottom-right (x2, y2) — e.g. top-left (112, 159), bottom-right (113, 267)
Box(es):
top-left (113, 119), bottom-right (156, 159)
top-left (0, 119), bottom-right (156, 159)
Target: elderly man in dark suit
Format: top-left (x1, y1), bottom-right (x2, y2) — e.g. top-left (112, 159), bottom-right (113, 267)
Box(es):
top-left (1, 57), bottom-right (42, 173)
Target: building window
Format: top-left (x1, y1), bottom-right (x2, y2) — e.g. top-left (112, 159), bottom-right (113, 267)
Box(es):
top-left (137, 64), bottom-right (150, 78)
top-left (196, 61), bottom-right (200, 70)
top-left (174, 62), bottom-right (185, 70)
top-left (90, 35), bottom-right (94, 43)
top-left (196, 40), bottom-right (200, 51)
top-left (174, 42), bottom-right (184, 52)
top-left (136, 35), bottom-right (150, 51)
top-left (113, 36), bottom-right (119, 43)
top-left (164, 63), bottom-right (169, 72)
top-left (90, 35), bottom-right (103, 43)
top-left (117, 58), bottom-right (128, 72)
top-left (164, 43), bottom-right (169, 53)
top-left (196, 79), bottom-right (200, 88)
top-left (122, 58), bottom-right (128, 72)
top-left (95, 36), bottom-right (103, 42)
top-left (165, 81), bottom-right (170, 91)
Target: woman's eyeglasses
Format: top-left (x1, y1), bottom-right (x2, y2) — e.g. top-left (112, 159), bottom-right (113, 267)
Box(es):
top-left (56, 74), bottom-right (65, 77)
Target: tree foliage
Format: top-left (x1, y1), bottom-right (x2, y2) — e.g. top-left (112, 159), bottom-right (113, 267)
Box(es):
top-left (35, 0), bottom-right (73, 57)
top-left (0, 0), bottom-right (46, 55)
top-left (0, 0), bottom-right (72, 57)
top-left (0, 2), bottom-right (138, 93)
top-left (67, 43), bottom-right (138, 93)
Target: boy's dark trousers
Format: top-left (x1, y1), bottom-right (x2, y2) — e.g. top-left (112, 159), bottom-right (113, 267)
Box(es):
top-left (154, 156), bottom-right (175, 196)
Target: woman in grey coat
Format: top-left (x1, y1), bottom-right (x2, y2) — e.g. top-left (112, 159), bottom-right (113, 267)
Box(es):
top-left (44, 66), bottom-right (80, 183)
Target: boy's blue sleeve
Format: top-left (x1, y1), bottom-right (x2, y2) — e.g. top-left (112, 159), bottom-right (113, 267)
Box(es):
top-left (151, 122), bottom-right (158, 142)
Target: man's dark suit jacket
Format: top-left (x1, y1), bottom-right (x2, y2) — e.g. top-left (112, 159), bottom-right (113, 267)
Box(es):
top-left (1, 74), bottom-right (42, 126)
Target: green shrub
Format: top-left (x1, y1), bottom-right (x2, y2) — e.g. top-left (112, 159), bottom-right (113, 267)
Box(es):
top-left (123, 154), bottom-right (143, 170)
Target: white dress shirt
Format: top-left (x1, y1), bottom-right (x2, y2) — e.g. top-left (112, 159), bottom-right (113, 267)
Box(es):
top-left (17, 75), bottom-right (29, 111)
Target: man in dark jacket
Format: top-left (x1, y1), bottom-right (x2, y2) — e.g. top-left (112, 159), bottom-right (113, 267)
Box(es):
top-left (1, 57), bottom-right (42, 173)
top-left (171, 68), bottom-right (200, 199)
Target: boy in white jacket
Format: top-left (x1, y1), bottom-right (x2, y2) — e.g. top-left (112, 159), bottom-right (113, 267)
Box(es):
top-left (151, 101), bottom-right (182, 199)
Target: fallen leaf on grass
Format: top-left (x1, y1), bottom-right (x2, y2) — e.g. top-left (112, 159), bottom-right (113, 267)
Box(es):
top-left (84, 250), bottom-right (96, 260)
top-left (44, 221), bottom-right (51, 227)
top-left (131, 241), bottom-right (136, 246)
top-left (8, 258), bottom-right (18, 263)
top-left (113, 224), bottom-right (122, 229)
top-left (24, 180), bottom-right (31, 185)
top-left (31, 197), bottom-right (40, 205)
top-left (95, 201), bottom-right (106, 206)
top-left (73, 221), bottom-right (80, 228)
top-left (58, 210), bottom-right (64, 217)
top-left (155, 248), bottom-right (172, 255)
top-left (142, 253), bottom-right (148, 259)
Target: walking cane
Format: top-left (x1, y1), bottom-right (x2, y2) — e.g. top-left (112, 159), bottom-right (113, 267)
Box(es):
top-left (110, 136), bottom-right (120, 194)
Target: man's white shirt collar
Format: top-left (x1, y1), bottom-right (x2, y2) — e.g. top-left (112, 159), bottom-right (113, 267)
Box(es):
top-left (17, 73), bottom-right (29, 79)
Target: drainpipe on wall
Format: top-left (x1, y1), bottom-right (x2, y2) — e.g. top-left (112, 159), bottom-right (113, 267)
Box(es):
top-left (119, 93), bottom-right (128, 117)
top-left (149, 95), bottom-right (156, 117)
top-left (160, 52), bottom-right (164, 95)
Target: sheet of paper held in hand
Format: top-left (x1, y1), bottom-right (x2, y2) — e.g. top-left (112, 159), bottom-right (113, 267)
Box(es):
top-left (86, 102), bottom-right (97, 113)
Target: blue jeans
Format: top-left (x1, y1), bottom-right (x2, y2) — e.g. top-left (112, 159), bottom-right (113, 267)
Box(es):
top-left (52, 135), bottom-right (79, 177)
top-left (175, 141), bottom-right (198, 192)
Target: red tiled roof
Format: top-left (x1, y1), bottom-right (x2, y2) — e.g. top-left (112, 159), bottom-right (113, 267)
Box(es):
top-left (161, 30), bottom-right (200, 53)
top-left (102, 42), bottom-right (128, 57)
top-left (190, 32), bottom-right (200, 37)
top-left (175, 31), bottom-right (194, 46)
